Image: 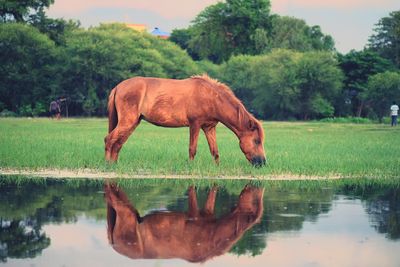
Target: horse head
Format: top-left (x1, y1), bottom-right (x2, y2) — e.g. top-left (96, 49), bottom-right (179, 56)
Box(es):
top-left (236, 184), bottom-right (264, 217)
top-left (238, 117), bottom-right (266, 167)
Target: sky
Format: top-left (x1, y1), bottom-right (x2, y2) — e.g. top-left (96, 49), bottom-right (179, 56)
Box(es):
top-left (47, 0), bottom-right (400, 53)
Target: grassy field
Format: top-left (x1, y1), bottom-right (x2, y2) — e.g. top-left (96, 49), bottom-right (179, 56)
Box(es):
top-left (0, 118), bottom-right (399, 179)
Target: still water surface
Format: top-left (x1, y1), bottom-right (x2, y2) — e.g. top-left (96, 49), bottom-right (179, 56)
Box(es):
top-left (0, 178), bottom-right (399, 267)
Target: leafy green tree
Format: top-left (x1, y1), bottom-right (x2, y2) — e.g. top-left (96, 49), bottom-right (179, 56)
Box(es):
top-left (82, 87), bottom-right (100, 116)
top-left (221, 49), bottom-right (342, 120)
top-left (170, 28), bottom-right (191, 50)
top-left (0, 23), bottom-right (60, 115)
top-left (338, 49), bottom-right (394, 117)
top-left (187, 0), bottom-right (271, 63)
top-left (152, 37), bottom-right (200, 79)
top-left (170, 28), bottom-right (200, 60)
top-left (0, 0), bottom-right (54, 23)
top-left (250, 50), bottom-right (301, 119)
top-left (223, 0), bottom-right (271, 53)
top-left (59, 25), bottom-right (138, 115)
top-left (251, 27), bottom-right (269, 54)
top-left (365, 71), bottom-right (400, 120)
top-left (196, 60), bottom-right (222, 78)
top-left (308, 25), bottom-right (335, 51)
top-left (269, 16), bottom-right (335, 52)
top-left (188, 3), bottom-right (233, 63)
top-left (220, 55), bottom-right (256, 111)
top-left (173, 4), bottom-right (335, 63)
top-left (368, 10), bottom-right (400, 68)
top-left (0, 0), bottom-right (80, 45)
top-left (31, 13), bottom-right (81, 45)
top-left (296, 51), bottom-right (343, 119)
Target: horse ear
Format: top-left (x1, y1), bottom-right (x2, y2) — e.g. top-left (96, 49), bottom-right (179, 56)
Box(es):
top-left (248, 119), bottom-right (257, 131)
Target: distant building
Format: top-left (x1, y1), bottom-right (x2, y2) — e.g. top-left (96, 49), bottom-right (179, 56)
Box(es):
top-left (151, 27), bottom-right (170, 39)
top-left (125, 23), bottom-right (147, 32)
top-left (124, 24), bottom-right (170, 39)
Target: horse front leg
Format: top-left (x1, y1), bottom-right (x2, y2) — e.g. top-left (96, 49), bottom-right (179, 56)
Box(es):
top-left (202, 124), bottom-right (219, 164)
top-left (203, 186), bottom-right (218, 216)
top-left (187, 186), bottom-right (199, 218)
top-left (189, 123), bottom-right (200, 160)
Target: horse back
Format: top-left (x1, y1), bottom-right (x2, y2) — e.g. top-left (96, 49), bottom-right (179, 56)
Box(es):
top-left (116, 77), bottom-right (217, 127)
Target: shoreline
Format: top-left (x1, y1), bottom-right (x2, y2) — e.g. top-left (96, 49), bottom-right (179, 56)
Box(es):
top-left (0, 168), bottom-right (351, 180)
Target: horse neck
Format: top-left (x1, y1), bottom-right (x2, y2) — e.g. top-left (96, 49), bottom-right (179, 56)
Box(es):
top-left (217, 102), bottom-right (249, 138)
top-left (213, 212), bottom-right (255, 246)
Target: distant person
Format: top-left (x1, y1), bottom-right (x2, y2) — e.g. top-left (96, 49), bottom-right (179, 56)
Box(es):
top-left (390, 101), bottom-right (399, 126)
top-left (49, 99), bottom-right (61, 119)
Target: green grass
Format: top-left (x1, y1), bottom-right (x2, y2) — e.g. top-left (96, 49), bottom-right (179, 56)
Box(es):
top-left (0, 118), bottom-right (399, 178)
top-left (317, 117), bottom-right (374, 124)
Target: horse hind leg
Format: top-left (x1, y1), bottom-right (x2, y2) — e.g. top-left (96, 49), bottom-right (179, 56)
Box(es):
top-left (105, 114), bottom-right (141, 162)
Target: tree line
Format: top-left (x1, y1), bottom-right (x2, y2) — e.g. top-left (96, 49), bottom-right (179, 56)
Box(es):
top-left (0, 0), bottom-right (399, 120)
top-left (0, 22), bottom-right (199, 116)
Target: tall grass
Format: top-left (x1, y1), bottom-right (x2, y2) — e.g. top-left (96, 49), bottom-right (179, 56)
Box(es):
top-left (1, 175), bottom-right (399, 192)
top-left (0, 118), bottom-right (399, 178)
top-left (318, 117), bottom-right (374, 124)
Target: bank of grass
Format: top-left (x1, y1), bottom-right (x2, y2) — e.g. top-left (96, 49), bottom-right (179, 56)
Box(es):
top-left (0, 118), bottom-right (399, 179)
top-left (1, 175), bottom-right (399, 192)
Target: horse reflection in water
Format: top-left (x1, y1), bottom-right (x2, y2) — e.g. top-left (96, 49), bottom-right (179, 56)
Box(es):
top-left (104, 184), bottom-right (264, 263)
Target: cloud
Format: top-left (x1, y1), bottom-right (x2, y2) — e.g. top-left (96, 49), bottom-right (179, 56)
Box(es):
top-left (48, 0), bottom-right (220, 20)
top-left (52, 6), bottom-right (189, 32)
top-left (271, 0), bottom-right (398, 13)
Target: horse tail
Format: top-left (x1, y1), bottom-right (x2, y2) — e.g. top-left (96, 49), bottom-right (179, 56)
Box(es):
top-left (108, 87), bottom-right (118, 133)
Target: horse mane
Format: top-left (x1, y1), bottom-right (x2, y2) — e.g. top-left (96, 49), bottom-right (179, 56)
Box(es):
top-left (191, 74), bottom-right (238, 102)
top-left (191, 74), bottom-right (264, 139)
top-left (191, 74), bottom-right (246, 116)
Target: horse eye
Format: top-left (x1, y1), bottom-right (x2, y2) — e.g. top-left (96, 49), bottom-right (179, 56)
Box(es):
top-left (254, 139), bottom-right (261, 145)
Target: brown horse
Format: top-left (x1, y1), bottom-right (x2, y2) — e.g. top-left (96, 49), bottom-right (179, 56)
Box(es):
top-left (104, 75), bottom-right (266, 166)
top-left (105, 183), bottom-right (264, 263)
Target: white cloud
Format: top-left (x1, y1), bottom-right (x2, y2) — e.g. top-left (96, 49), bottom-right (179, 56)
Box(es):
top-left (271, 0), bottom-right (398, 13)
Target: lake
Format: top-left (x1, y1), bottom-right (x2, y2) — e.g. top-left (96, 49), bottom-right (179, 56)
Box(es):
top-left (0, 178), bottom-right (399, 267)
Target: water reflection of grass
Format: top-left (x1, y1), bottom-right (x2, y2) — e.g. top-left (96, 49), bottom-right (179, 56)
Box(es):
top-left (0, 118), bottom-right (399, 178)
top-left (2, 175), bottom-right (399, 190)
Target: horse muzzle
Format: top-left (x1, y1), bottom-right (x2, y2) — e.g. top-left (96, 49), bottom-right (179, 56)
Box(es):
top-left (251, 156), bottom-right (266, 167)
